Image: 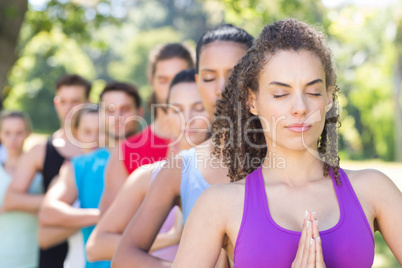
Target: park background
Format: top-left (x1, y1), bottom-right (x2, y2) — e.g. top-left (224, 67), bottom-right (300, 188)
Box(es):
top-left (0, 0), bottom-right (401, 267)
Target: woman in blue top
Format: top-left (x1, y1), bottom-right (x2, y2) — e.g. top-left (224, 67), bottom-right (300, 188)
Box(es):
top-left (0, 111), bottom-right (43, 268)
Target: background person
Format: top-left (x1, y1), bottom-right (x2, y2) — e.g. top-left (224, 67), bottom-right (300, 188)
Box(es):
top-left (100, 43), bottom-right (194, 213)
top-left (112, 24), bottom-right (254, 268)
top-left (86, 68), bottom-right (209, 262)
top-left (39, 82), bottom-right (141, 268)
top-left (4, 74), bottom-right (92, 268)
top-left (0, 111), bottom-right (43, 267)
top-left (38, 105), bottom-right (100, 251)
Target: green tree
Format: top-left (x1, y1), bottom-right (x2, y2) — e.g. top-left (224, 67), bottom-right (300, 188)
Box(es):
top-left (107, 26), bottom-right (194, 123)
top-left (0, 0), bottom-right (27, 110)
top-left (393, 7), bottom-right (402, 161)
top-left (209, 0), bottom-right (329, 36)
top-left (1, 0), bottom-right (121, 109)
top-left (215, 0), bottom-right (399, 161)
top-left (329, 6), bottom-right (397, 161)
top-left (3, 0), bottom-right (210, 132)
top-left (4, 30), bottom-right (95, 132)
top-left (108, 27), bottom-right (185, 89)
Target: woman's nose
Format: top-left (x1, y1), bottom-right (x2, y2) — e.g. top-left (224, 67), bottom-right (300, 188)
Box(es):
top-left (216, 77), bottom-right (226, 97)
top-left (291, 94), bottom-right (308, 117)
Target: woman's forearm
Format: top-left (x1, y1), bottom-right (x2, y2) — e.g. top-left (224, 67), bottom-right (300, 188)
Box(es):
top-left (4, 191), bottom-right (44, 213)
top-left (39, 201), bottom-right (99, 228)
top-left (39, 225), bottom-right (79, 249)
top-left (88, 225), bottom-right (179, 261)
top-left (150, 231), bottom-right (180, 252)
top-left (151, 207), bottom-right (183, 251)
top-left (112, 246), bottom-right (172, 268)
top-left (86, 231), bottom-right (121, 262)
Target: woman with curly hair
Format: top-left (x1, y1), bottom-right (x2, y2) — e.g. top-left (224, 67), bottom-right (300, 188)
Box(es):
top-left (112, 24), bottom-right (254, 267)
top-left (172, 19), bottom-right (402, 267)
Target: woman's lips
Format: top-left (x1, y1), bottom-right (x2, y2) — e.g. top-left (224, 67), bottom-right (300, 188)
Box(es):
top-left (285, 123), bottom-right (312, 133)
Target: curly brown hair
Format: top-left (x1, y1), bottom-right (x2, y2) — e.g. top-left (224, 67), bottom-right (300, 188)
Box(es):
top-left (212, 19), bottom-right (341, 184)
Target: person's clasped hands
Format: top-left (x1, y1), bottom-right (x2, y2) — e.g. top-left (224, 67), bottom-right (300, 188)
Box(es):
top-left (292, 211), bottom-right (326, 268)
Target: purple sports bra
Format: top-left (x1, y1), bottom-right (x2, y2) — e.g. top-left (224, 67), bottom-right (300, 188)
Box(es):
top-left (234, 167), bottom-right (374, 268)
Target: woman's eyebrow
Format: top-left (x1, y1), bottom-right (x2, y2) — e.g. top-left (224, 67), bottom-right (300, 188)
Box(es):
top-left (306, 78), bottom-right (324, 86)
top-left (268, 78), bottom-right (323, 88)
top-left (268, 81), bottom-right (291, 88)
top-left (200, 69), bottom-right (217, 73)
top-left (169, 103), bottom-right (184, 107)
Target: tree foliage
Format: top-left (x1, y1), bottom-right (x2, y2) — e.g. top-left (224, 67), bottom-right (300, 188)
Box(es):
top-left (0, 0), bottom-right (27, 110)
top-left (2, 0), bottom-right (400, 161)
top-left (214, 0), bottom-right (400, 161)
top-left (4, 0), bottom-right (208, 132)
top-left (5, 30), bottom-right (95, 132)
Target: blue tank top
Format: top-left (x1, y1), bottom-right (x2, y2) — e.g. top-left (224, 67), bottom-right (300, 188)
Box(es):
top-left (71, 148), bottom-right (111, 268)
top-left (180, 148), bottom-right (210, 224)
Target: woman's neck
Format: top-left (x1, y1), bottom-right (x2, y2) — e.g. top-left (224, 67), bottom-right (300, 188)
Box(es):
top-left (53, 128), bottom-right (67, 139)
top-left (194, 138), bottom-right (223, 162)
top-left (152, 108), bottom-right (172, 139)
top-left (261, 146), bottom-right (325, 186)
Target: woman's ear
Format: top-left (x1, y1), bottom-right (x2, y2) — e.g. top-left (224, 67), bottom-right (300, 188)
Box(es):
top-left (325, 86), bottom-right (334, 113)
top-left (248, 89), bottom-right (258, 116)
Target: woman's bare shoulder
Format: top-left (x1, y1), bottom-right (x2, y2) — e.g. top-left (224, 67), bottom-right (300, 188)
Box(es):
top-left (343, 168), bottom-right (401, 204)
top-left (144, 156), bottom-right (184, 194)
top-left (344, 168), bottom-right (395, 187)
top-left (123, 163), bottom-right (157, 189)
top-left (197, 179), bottom-right (246, 210)
top-left (131, 161), bottom-right (166, 179)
